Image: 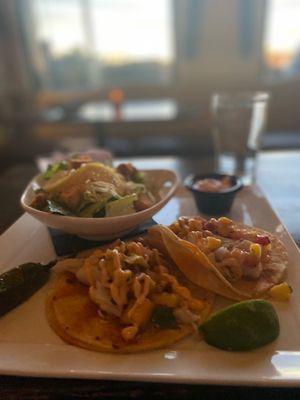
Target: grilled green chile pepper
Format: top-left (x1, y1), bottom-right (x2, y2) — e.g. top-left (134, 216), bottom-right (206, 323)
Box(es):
top-left (0, 261), bottom-right (56, 317)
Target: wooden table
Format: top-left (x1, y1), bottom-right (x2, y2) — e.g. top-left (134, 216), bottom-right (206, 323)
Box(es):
top-left (117, 151), bottom-right (300, 245)
top-left (0, 150), bottom-right (299, 399)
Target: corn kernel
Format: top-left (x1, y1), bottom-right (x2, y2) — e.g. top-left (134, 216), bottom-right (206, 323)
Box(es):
top-left (152, 292), bottom-right (179, 308)
top-left (269, 282), bottom-right (292, 301)
top-left (206, 236), bottom-right (222, 251)
top-left (264, 243), bottom-right (272, 251)
top-left (250, 243), bottom-right (262, 259)
top-left (121, 325), bottom-right (138, 341)
top-left (218, 217), bottom-right (232, 225)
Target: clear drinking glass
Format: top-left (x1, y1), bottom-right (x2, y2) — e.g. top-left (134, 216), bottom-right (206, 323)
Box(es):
top-left (211, 92), bottom-right (270, 184)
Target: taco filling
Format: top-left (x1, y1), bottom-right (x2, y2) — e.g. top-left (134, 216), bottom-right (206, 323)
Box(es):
top-left (46, 240), bottom-right (214, 353)
top-left (149, 216), bottom-right (288, 300)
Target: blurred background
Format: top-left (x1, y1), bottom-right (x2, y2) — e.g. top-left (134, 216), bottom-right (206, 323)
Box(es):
top-left (1, 0), bottom-right (300, 170)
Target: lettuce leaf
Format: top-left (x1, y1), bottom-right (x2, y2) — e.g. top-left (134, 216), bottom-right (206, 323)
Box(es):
top-left (105, 194), bottom-right (137, 217)
top-left (78, 198), bottom-right (108, 218)
top-left (46, 200), bottom-right (72, 216)
top-left (132, 171), bottom-right (145, 183)
top-left (42, 161), bottom-right (69, 180)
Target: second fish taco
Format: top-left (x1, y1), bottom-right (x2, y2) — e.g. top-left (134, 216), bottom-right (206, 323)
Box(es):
top-left (148, 216), bottom-right (288, 300)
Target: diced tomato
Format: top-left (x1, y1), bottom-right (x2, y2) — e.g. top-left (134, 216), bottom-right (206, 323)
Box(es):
top-left (255, 235), bottom-right (271, 246)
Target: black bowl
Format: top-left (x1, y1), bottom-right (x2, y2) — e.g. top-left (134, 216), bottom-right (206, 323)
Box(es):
top-left (184, 173), bottom-right (243, 215)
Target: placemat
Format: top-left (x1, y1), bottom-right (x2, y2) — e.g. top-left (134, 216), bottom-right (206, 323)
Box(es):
top-left (49, 219), bottom-right (157, 256)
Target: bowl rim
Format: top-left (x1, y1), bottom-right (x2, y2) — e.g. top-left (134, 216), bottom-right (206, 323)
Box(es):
top-left (20, 168), bottom-right (179, 223)
top-left (184, 172), bottom-right (243, 195)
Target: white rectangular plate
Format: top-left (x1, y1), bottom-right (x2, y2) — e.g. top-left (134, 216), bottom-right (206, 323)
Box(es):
top-left (0, 185), bottom-right (300, 386)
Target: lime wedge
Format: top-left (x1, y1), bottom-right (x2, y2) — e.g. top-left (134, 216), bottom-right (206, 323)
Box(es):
top-left (199, 300), bottom-right (280, 351)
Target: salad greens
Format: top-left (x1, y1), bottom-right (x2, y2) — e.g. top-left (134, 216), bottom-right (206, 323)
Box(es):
top-left (46, 200), bottom-right (72, 216)
top-left (31, 160), bottom-right (156, 218)
top-left (42, 161), bottom-right (69, 180)
top-left (78, 195), bottom-right (111, 218)
top-left (132, 171), bottom-right (145, 183)
top-left (105, 194), bottom-right (138, 217)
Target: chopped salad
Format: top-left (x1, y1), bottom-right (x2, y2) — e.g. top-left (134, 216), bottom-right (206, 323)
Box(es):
top-left (31, 154), bottom-right (156, 218)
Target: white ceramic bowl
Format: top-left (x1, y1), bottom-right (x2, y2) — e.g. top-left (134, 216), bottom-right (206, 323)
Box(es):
top-left (21, 169), bottom-right (179, 240)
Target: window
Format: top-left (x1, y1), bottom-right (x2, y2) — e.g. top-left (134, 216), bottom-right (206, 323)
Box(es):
top-left (31, 0), bottom-right (174, 91)
top-left (264, 0), bottom-right (300, 79)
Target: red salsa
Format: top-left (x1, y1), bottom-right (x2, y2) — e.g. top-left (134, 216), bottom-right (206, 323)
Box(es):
top-left (193, 176), bottom-right (232, 193)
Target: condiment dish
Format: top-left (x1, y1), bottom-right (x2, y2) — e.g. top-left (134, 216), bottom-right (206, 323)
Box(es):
top-left (184, 173), bottom-right (243, 215)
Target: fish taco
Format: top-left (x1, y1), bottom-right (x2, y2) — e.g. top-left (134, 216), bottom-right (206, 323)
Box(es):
top-left (148, 216), bottom-right (288, 300)
top-left (46, 239), bottom-right (214, 353)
